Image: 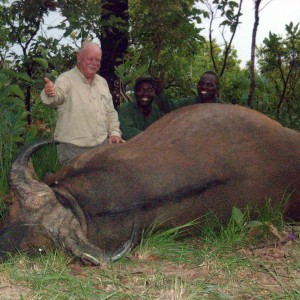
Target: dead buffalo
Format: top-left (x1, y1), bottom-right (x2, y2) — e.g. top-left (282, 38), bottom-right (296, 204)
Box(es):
top-left (1, 103), bottom-right (299, 265)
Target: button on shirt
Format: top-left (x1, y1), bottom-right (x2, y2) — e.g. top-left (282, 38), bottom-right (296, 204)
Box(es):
top-left (41, 67), bottom-right (121, 147)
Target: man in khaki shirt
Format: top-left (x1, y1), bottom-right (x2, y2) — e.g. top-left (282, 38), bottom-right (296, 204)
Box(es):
top-left (41, 42), bottom-right (125, 164)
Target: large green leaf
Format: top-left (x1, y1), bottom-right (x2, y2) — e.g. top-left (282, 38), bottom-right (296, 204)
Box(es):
top-left (15, 72), bottom-right (32, 82)
top-left (231, 207), bottom-right (244, 227)
top-left (32, 57), bottom-right (48, 69)
top-left (8, 85), bottom-right (25, 99)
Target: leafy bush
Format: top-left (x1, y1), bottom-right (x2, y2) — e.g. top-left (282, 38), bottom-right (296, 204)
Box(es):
top-left (0, 71), bottom-right (30, 195)
top-left (0, 71), bottom-right (58, 216)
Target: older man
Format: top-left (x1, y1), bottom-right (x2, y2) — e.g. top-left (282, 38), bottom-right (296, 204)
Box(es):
top-left (41, 42), bottom-right (125, 164)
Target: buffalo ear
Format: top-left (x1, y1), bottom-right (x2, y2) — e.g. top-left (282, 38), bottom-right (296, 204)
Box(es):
top-left (0, 224), bottom-right (29, 260)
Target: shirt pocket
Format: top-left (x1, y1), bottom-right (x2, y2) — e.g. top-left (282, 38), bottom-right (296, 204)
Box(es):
top-left (70, 88), bottom-right (92, 112)
top-left (94, 91), bottom-right (113, 114)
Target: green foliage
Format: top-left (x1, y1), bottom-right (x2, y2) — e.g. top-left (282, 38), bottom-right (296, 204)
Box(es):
top-left (0, 1), bottom-right (10, 60)
top-left (220, 68), bottom-right (249, 104)
top-left (0, 72), bottom-right (28, 194)
top-left (0, 0), bottom-right (77, 128)
top-left (198, 0), bottom-right (243, 77)
top-left (116, 0), bottom-right (207, 96)
top-left (257, 22), bottom-right (300, 130)
top-left (55, 0), bottom-right (128, 43)
top-left (0, 69), bottom-right (58, 216)
top-left (197, 196), bottom-right (288, 253)
top-left (134, 198), bottom-right (288, 266)
top-left (189, 40), bottom-right (242, 102)
top-left (32, 57), bottom-right (49, 69)
top-left (32, 144), bottom-right (60, 179)
top-left (134, 220), bottom-right (200, 263)
top-left (4, 0), bottom-right (56, 41)
top-left (213, 0), bottom-right (240, 32)
top-left (9, 36), bottom-right (76, 100)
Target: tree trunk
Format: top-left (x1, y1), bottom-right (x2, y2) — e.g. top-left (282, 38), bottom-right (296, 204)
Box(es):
top-left (99, 0), bottom-right (129, 109)
top-left (247, 0), bottom-right (262, 108)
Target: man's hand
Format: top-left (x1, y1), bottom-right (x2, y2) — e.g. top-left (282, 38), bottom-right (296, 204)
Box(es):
top-left (44, 77), bottom-right (56, 97)
top-left (109, 136), bottom-right (126, 144)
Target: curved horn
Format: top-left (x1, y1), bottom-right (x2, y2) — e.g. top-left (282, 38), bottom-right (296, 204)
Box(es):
top-left (9, 140), bottom-right (59, 211)
top-left (104, 220), bottom-right (136, 262)
top-left (8, 140), bottom-right (134, 265)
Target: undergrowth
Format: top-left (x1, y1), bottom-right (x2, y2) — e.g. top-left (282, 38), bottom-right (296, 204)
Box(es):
top-left (0, 200), bottom-right (298, 299)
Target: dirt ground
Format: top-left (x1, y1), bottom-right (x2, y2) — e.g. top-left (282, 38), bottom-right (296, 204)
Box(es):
top-left (124, 240), bottom-right (300, 298)
top-left (0, 239), bottom-right (298, 299)
top-left (0, 274), bottom-right (31, 300)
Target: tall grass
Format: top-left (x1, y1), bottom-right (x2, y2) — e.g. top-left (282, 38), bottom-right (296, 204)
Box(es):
top-left (133, 220), bottom-right (202, 263)
top-left (31, 144), bottom-right (60, 179)
top-left (0, 78), bottom-right (27, 195)
top-left (196, 199), bottom-right (287, 253)
top-left (0, 71), bottom-right (58, 217)
top-left (0, 73), bottom-right (30, 218)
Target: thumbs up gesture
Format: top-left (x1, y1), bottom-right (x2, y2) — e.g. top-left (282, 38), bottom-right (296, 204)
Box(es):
top-left (44, 77), bottom-right (56, 97)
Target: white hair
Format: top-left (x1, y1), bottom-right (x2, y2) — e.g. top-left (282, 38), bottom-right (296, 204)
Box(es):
top-left (78, 41), bottom-right (101, 54)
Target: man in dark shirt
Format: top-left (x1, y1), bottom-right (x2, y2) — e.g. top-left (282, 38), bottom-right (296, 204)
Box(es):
top-left (119, 76), bottom-right (164, 140)
top-left (155, 71), bottom-right (221, 113)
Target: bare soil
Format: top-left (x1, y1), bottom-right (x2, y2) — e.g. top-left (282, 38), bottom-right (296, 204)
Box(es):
top-left (0, 238), bottom-right (299, 299)
top-left (0, 273), bottom-right (31, 300)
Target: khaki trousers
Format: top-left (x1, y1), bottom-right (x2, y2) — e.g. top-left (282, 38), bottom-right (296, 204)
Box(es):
top-left (57, 139), bottom-right (108, 164)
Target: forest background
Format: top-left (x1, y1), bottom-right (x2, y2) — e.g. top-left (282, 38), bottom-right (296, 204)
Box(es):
top-left (0, 0), bottom-right (300, 210)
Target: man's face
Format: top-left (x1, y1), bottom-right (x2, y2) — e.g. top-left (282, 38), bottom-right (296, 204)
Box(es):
top-left (135, 81), bottom-right (156, 107)
top-left (77, 45), bottom-right (102, 80)
top-left (197, 74), bottom-right (218, 103)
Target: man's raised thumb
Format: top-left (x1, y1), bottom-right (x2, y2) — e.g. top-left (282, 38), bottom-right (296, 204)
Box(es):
top-left (44, 77), bottom-right (51, 84)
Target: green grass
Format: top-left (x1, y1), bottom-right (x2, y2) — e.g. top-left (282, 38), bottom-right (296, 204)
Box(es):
top-left (31, 143), bottom-right (60, 179)
top-left (133, 220), bottom-right (203, 263)
top-left (0, 202), bottom-right (299, 299)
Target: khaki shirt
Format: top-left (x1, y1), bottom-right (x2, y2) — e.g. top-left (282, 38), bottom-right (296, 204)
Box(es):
top-left (41, 67), bottom-right (121, 147)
